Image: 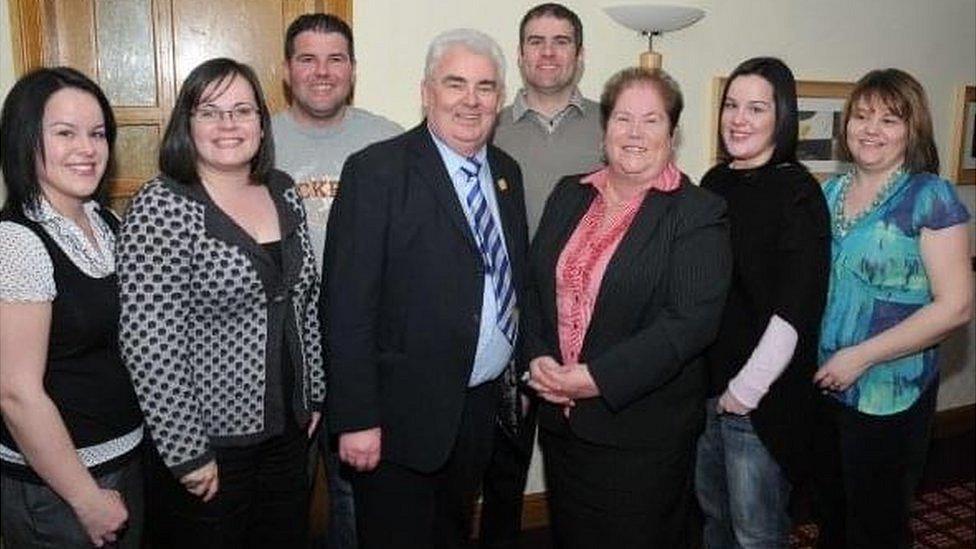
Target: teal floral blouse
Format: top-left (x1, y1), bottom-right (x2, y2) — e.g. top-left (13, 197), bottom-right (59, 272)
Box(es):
top-left (819, 171), bottom-right (970, 415)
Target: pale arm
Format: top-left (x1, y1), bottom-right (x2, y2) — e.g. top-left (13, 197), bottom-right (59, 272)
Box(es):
top-left (0, 301), bottom-right (127, 547)
top-left (720, 315), bottom-right (798, 414)
top-left (815, 224), bottom-right (974, 390)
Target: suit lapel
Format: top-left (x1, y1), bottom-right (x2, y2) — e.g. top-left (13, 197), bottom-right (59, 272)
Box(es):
top-left (583, 186), bottom-right (677, 351)
top-left (181, 179), bottom-right (271, 265)
top-left (409, 124), bottom-right (480, 256)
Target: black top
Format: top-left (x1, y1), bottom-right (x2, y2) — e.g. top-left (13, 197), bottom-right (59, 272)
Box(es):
top-left (0, 207), bottom-right (143, 482)
top-left (261, 239), bottom-right (296, 422)
top-left (701, 162), bottom-right (830, 480)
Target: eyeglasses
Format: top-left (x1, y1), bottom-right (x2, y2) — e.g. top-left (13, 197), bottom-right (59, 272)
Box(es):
top-left (192, 104), bottom-right (259, 123)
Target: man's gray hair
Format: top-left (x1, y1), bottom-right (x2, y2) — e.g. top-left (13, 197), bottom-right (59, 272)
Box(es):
top-left (424, 28), bottom-right (506, 88)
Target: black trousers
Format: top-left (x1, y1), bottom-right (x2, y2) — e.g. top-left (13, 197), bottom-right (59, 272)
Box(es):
top-left (352, 380), bottom-right (500, 549)
top-left (145, 420), bottom-right (309, 549)
top-left (540, 425), bottom-right (698, 549)
top-left (478, 402), bottom-right (537, 548)
top-left (812, 382), bottom-right (937, 549)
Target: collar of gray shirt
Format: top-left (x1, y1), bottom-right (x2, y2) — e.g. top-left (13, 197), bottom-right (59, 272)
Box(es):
top-left (511, 87), bottom-right (587, 132)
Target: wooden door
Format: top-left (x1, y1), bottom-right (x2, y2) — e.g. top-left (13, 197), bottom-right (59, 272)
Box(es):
top-left (8, 0), bottom-right (351, 209)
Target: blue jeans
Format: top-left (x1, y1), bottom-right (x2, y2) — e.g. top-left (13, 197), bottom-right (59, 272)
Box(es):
top-left (695, 398), bottom-right (791, 549)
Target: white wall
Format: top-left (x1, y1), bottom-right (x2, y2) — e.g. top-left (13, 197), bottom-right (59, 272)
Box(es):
top-left (349, 0), bottom-right (976, 494)
top-left (2, 0), bottom-right (974, 495)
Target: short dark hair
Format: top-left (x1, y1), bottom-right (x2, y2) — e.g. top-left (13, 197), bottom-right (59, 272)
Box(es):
top-left (600, 67), bottom-right (683, 136)
top-left (519, 3), bottom-right (583, 52)
top-left (159, 58), bottom-right (274, 186)
top-left (285, 13), bottom-right (355, 62)
top-left (717, 57), bottom-right (799, 166)
top-left (838, 68), bottom-right (939, 174)
top-left (1, 67), bottom-right (116, 214)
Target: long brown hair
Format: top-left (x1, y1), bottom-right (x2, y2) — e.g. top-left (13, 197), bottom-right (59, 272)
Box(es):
top-left (838, 68), bottom-right (939, 174)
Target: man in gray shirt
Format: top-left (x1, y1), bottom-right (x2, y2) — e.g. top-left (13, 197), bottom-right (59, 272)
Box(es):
top-left (272, 13), bottom-right (401, 549)
top-left (483, 4), bottom-right (603, 547)
top-left (273, 13), bottom-right (402, 267)
top-left (493, 3), bottom-right (603, 237)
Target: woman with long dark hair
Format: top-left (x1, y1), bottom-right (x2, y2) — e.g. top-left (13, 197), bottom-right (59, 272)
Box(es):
top-left (694, 57), bottom-right (830, 548)
top-left (0, 67), bottom-right (144, 548)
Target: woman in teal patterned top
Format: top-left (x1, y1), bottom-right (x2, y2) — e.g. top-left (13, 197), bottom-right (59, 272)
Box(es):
top-left (813, 69), bottom-right (973, 548)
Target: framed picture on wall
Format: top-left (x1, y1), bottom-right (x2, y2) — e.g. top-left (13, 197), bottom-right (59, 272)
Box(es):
top-left (711, 78), bottom-right (856, 181)
top-left (950, 85), bottom-right (976, 185)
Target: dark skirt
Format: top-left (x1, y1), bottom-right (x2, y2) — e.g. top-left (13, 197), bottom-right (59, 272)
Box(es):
top-left (540, 425), bottom-right (698, 549)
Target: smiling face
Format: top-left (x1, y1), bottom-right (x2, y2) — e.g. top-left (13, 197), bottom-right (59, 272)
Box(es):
top-left (518, 15), bottom-right (581, 96)
top-left (36, 87), bottom-right (109, 210)
top-left (284, 30), bottom-right (355, 126)
top-left (846, 96), bottom-right (907, 175)
top-left (422, 45), bottom-right (502, 157)
top-left (190, 74), bottom-right (262, 178)
top-left (604, 83), bottom-right (674, 185)
top-left (721, 75), bottom-right (777, 169)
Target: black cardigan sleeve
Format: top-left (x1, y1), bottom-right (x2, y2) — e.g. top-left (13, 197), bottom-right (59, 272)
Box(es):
top-left (770, 166), bottom-right (831, 334)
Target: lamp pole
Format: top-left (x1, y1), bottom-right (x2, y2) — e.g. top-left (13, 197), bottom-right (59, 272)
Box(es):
top-left (639, 31), bottom-right (662, 69)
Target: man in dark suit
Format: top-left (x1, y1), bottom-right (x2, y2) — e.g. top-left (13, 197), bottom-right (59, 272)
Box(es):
top-left (322, 28), bottom-right (528, 549)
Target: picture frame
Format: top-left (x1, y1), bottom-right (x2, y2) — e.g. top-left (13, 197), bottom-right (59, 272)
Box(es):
top-left (711, 78), bottom-right (856, 181)
top-left (949, 85), bottom-right (976, 185)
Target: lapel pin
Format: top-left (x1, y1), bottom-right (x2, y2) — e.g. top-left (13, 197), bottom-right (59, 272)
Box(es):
top-left (497, 178), bottom-right (508, 192)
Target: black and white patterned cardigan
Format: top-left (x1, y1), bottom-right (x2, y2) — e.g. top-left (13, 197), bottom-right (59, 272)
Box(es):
top-left (117, 171), bottom-right (325, 477)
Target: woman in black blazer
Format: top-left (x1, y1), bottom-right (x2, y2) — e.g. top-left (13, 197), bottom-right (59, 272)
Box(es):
top-left (523, 67), bottom-right (731, 548)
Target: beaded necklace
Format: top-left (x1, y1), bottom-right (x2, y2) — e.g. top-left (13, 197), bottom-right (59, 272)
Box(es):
top-left (832, 167), bottom-right (905, 234)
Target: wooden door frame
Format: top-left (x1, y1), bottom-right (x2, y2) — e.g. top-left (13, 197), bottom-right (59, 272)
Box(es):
top-left (8, 0), bottom-right (352, 76)
top-left (7, 0), bottom-right (352, 200)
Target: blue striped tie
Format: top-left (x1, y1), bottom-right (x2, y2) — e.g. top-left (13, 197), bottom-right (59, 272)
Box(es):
top-left (460, 157), bottom-right (517, 345)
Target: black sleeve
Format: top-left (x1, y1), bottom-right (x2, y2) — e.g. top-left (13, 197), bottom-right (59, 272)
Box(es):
top-left (772, 167), bottom-right (831, 333)
top-left (322, 152), bottom-right (389, 434)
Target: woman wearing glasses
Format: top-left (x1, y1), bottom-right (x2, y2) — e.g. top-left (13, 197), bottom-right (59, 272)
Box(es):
top-left (116, 58), bottom-right (324, 547)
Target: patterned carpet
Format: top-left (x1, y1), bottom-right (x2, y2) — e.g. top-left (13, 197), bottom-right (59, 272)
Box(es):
top-left (790, 481), bottom-right (976, 548)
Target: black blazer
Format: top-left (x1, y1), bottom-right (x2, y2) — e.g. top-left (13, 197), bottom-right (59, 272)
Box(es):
top-left (323, 123), bottom-right (528, 472)
top-left (523, 174), bottom-right (732, 448)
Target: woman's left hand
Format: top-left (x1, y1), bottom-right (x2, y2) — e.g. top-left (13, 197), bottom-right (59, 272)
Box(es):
top-left (813, 347), bottom-right (870, 392)
top-left (557, 363), bottom-right (600, 399)
top-left (537, 363), bottom-right (600, 401)
top-left (307, 412), bottom-right (321, 439)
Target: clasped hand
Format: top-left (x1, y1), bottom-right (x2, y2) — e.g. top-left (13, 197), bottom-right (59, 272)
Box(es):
top-left (526, 356), bottom-right (600, 415)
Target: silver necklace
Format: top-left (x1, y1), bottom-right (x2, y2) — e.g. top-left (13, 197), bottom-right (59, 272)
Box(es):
top-left (833, 168), bottom-right (905, 234)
